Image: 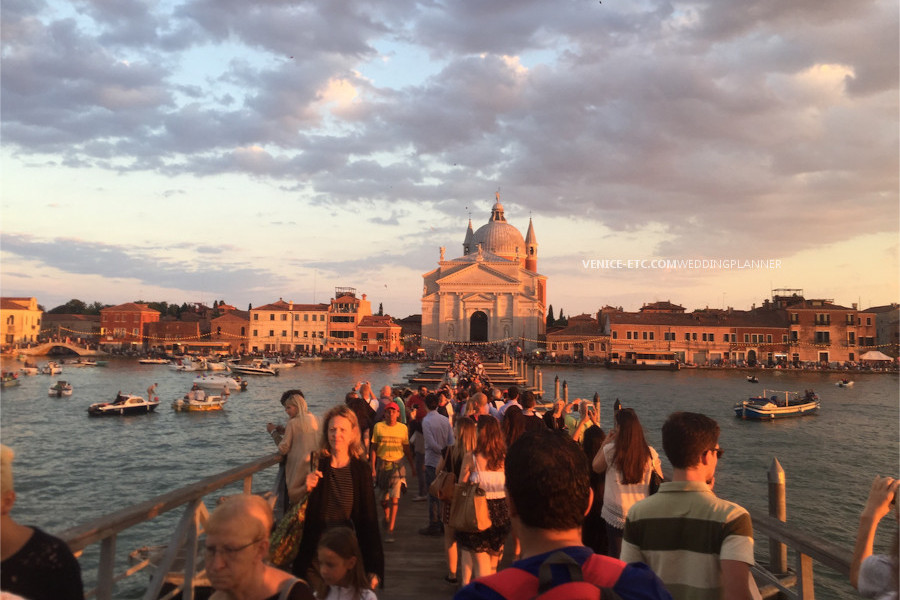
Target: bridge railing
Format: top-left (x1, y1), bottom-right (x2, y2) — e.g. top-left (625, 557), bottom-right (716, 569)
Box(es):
top-left (59, 453), bottom-right (282, 600)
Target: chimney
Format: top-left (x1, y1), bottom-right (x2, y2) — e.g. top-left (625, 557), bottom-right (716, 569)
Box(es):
top-left (852, 303), bottom-right (858, 310)
top-left (289, 301), bottom-right (293, 310)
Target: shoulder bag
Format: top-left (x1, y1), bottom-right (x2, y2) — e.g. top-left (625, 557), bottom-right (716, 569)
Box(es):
top-left (448, 456), bottom-right (491, 532)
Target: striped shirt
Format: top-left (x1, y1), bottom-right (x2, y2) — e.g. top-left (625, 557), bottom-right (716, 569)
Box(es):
top-left (621, 480), bottom-right (754, 600)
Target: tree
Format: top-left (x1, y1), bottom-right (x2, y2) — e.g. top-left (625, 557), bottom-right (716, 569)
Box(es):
top-left (377, 302), bottom-right (383, 316)
top-left (546, 304), bottom-right (555, 327)
top-left (557, 308), bottom-right (567, 326)
top-left (48, 299), bottom-right (88, 314)
top-left (248, 303), bottom-right (252, 311)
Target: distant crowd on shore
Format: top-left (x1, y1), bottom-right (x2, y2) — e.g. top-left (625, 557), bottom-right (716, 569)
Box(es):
top-left (2, 349), bottom-right (897, 600)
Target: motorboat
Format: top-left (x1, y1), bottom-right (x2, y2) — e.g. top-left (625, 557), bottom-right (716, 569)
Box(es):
top-left (172, 393), bottom-right (227, 412)
top-left (48, 381), bottom-right (73, 397)
top-left (1, 372), bottom-right (20, 387)
top-left (734, 389), bottom-right (820, 420)
top-left (267, 358), bottom-right (296, 370)
top-left (192, 374), bottom-right (247, 391)
top-left (138, 358), bottom-right (170, 365)
top-left (20, 362), bottom-right (39, 376)
top-left (169, 357), bottom-right (208, 372)
top-left (65, 359), bottom-right (98, 367)
top-left (746, 375), bottom-right (759, 383)
top-left (41, 361), bottom-right (63, 375)
top-left (835, 379), bottom-right (854, 388)
top-left (205, 360), bottom-right (228, 371)
top-left (88, 394), bottom-right (160, 416)
top-left (229, 359), bottom-right (277, 376)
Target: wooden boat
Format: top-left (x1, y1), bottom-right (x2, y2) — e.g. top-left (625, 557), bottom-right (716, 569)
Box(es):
top-left (734, 389), bottom-right (819, 420)
top-left (172, 393), bottom-right (227, 412)
top-left (835, 380), bottom-right (854, 388)
top-left (608, 352), bottom-right (679, 371)
top-left (138, 358), bottom-right (169, 365)
top-left (88, 394), bottom-right (160, 416)
top-left (48, 381), bottom-right (73, 397)
top-left (41, 361), bottom-right (63, 375)
top-left (1, 372), bottom-right (20, 387)
top-left (229, 359), bottom-right (277, 376)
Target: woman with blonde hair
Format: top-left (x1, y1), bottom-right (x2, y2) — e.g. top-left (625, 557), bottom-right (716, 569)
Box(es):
top-left (267, 389), bottom-right (319, 507)
top-left (455, 418), bottom-right (511, 580)
top-left (292, 406), bottom-right (383, 590)
top-left (440, 417), bottom-right (478, 585)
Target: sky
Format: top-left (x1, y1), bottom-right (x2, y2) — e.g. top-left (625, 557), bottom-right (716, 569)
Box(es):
top-left (2, 0), bottom-right (898, 319)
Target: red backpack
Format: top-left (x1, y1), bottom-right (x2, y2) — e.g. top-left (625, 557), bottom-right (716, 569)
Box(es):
top-left (480, 551), bottom-right (625, 600)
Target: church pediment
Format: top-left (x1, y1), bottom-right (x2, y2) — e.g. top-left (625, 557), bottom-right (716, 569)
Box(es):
top-left (435, 263), bottom-right (520, 286)
top-left (460, 292), bottom-right (496, 303)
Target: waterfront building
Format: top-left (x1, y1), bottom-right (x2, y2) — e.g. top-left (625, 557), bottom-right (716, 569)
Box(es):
top-left (325, 288), bottom-right (372, 353)
top-left (41, 313), bottom-right (100, 343)
top-left (0, 297), bottom-right (43, 346)
top-left (99, 302), bottom-right (160, 350)
top-left (249, 299), bottom-right (329, 353)
top-left (396, 314), bottom-right (422, 353)
top-left (860, 304), bottom-right (898, 356)
top-left (773, 290), bottom-right (864, 364)
top-left (210, 310), bottom-right (250, 354)
top-left (546, 314), bottom-right (607, 360)
top-left (357, 315), bottom-right (404, 353)
top-left (421, 195), bottom-right (547, 354)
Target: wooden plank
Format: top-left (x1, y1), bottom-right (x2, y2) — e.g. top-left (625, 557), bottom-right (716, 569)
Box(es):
top-left (750, 510), bottom-right (852, 576)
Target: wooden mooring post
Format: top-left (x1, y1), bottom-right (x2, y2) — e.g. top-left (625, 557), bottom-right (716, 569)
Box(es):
top-left (769, 458), bottom-right (788, 574)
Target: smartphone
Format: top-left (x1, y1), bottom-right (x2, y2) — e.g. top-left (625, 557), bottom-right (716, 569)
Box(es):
top-left (309, 451), bottom-right (320, 470)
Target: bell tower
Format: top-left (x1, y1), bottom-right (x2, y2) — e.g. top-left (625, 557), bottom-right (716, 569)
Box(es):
top-left (524, 218), bottom-right (538, 272)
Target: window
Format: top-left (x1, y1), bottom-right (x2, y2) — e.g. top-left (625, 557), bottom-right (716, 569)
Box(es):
top-left (866, 317), bottom-right (872, 326)
top-left (241, 327), bottom-right (246, 336)
top-left (791, 331), bottom-right (798, 341)
top-left (782, 334), bottom-right (788, 343)
top-left (692, 333), bottom-right (697, 341)
top-left (664, 332), bottom-right (674, 341)
top-left (269, 330), bottom-right (274, 337)
top-left (846, 314), bottom-right (854, 324)
top-left (563, 343), bottom-right (569, 350)
top-left (612, 331), bottom-right (617, 339)
top-left (281, 330), bottom-right (287, 337)
top-left (744, 334), bottom-right (750, 342)
top-left (649, 332), bottom-right (654, 340)
top-left (589, 343), bottom-right (595, 351)
top-left (642, 331), bottom-right (648, 340)
top-left (790, 313), bottom-right (798, 324)
top-left (281, 314), bottom-right (287, 321)
top-left (294, 314), bottom-right (299, 321)
top-left (304, 314), bottom-right (309, 321)
top-left (269, 314), bottom-right (275, 321)
top-left (376, 333), bottom-right (384, 341)
top-left (361, 332), bottom-right (369, 340)
top-left (293, 331), bottom-right (299, 337)
top-left (684, 332), bottom-right (690, 341)
top-left (708, 333), bottom-right (715, 342)
top-left (552, 343), bottom-right (558, 350)
top-left (766, 334), bottom-right (772, 343)
top-left (814, 331), bottom-right (831, 344)
top-left (815, 313), bottom-right (830, 325)
top-left (253, 314), bottom-right (258, 321)
top-left (626, 331), bottom-right (632, 340)
top-left (702, 333), bottom-right (708, 342)
top-left (848, 332), bottom-right (855, 345)
top-left (253, 330), bottom-right (258, 336)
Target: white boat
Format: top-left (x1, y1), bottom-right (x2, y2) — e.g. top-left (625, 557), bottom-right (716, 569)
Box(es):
top-left (41, 361), bottom-right (63, 375)
top-left (229, 359), bottom-right (277, 376)
top-left (192, 374), bottom-right (247, 391)
top-left (138, 358), bottom-right (170, 365)
top-left (835, 380), bottom-right (854, 388)
top-left (267, 358), bottom-right (296, 370)
top-left (172, 393), bottom-right (227, 412)
top-left (169, 357), bottom-right (208, 372)
top-left (48, 381), bottom-right (73, 397)
top-left (205, 360), bottom-right (228, 371)
top-left (88, 394), bottom-right (160, 416)
top-left (20, 362), bottom-right (39, 376)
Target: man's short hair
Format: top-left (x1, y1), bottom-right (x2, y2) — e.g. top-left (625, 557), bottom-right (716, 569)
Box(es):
top-left (505, 430), bottom-right (591, 530)
top-left (662, 411), bottom-right (720, 469)
top-left (471, 392), bottom-right (488, 408)
top-left (507, 385), bottom-right (519, 400)
top-left (425, 392), bottom-right (441, 410)
top-left (520, 390), bottom-right (536, 409)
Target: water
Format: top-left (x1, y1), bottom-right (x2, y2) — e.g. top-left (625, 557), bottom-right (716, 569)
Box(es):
top-left (1, 358), bottom-right (897, 599)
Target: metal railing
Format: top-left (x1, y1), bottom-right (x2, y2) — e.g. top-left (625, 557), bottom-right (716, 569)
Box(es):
top-left (59, 453), bottom-right (282, 600)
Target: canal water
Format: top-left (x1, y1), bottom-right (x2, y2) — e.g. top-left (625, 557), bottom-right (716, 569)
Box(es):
top-left (0, 358), bottom-right (896, 599)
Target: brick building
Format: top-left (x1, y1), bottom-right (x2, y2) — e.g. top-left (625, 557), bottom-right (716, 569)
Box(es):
top-left (358, 315), bottom-right (404, 354)
top-left (99, 303), bottom-right (160, 349)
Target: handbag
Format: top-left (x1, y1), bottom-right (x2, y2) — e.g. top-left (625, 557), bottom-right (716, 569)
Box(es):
top-left (449, 481), bottom-right (491, 532)
top-left (649, 469), bottom-right (663, 495)
top-left (429, 450), bottom-right (457, 500)
top-left (267, 497), bottom-right (308, 568)
top-left (430, 469), bottom-right (456, 500)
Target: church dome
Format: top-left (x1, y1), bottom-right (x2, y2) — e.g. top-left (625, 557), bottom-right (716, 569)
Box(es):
top-left (471, 200), bottom-right (526, 261)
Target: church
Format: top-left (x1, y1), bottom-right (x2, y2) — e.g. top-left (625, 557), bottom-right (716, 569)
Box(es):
top-left (421, 195), bottom-right (547, 353)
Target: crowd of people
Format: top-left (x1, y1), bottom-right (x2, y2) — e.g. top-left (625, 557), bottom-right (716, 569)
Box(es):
top-left (1, 350), bottom-right (897, 600)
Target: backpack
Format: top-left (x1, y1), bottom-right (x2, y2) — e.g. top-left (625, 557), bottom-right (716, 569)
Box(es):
top-left (480, 551), bottom-right (625, 600)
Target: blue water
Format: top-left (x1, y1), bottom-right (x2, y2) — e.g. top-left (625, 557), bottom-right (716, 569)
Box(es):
top-left (1, 359), bottom-right (897, 599)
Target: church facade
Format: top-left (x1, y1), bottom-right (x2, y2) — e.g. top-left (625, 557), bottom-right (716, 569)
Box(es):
top-left (421, 197), bottom-right (547, 353)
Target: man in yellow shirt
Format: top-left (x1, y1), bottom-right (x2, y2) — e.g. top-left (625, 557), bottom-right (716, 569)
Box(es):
top-left (370, 402), bottom-right (415, 542)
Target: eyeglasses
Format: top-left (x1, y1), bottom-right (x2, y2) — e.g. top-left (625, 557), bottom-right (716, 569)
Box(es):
top-left (204, 538), bottom-right (262, 560)
top-left (709, 447), bottom-right (724, 459)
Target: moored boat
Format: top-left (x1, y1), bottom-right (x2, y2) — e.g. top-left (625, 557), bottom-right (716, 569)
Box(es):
top-left (734, 389), bottom-right (820, 420)
top-left (20, 362), bottom-right (39, 376)
top-left (1, 372), bottom-right (20, 387)
top-left (836, 379), bottom-right (854, 388)
top-left (88, 394), bottom-right (160, 416)
top-left (169, 357), bottom-right (208, 372)
top-left (48, 381), bottom-right (74, 397)
top-left (138, 358), bottom-right (170, 365)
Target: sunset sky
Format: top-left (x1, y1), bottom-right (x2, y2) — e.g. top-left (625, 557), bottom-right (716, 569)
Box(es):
top-left (2, 0), bottom-right (897, 318)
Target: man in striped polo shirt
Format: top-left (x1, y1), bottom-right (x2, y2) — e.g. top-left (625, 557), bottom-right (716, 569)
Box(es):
top-left (621, 412), bottom-right (757, 600)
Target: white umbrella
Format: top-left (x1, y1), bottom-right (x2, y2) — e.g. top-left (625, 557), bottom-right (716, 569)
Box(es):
top-left (860, 350), bottom-right (893, 361)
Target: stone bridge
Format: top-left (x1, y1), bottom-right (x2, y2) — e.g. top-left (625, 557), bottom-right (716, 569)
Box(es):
top-left (18, 342), bottom-right (104, 357)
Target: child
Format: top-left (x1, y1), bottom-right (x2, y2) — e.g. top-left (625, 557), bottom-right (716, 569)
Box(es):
top-left (316, 527), bottom-right (377, 600)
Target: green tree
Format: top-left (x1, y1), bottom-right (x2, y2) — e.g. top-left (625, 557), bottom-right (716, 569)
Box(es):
top-left (557, 308), bottom-right (567, 326)
top-left (378, 302), bottom-right (383, 316)
top-left (48, 299), bottom-right (88, 314)
top-left (546, 304), bottom-right (555, 327)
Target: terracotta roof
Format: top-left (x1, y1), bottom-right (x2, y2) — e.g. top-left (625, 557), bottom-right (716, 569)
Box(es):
top-left (547, 316), bottom-right (600, 337)
top-left (1, 298), bottom-right (36, 310)
top-left (212, 311), bottom-right (250, 323)
top-left (640, 300), bottom-right (685, 313)
top-left (359, 315), bottom-right (399, 327)
top-left (607, 309), bottom-right (789, 328)
top-left (99, 302), bottom-right (158, 313)
top-left (862, 304), bottom-right (899, 313)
